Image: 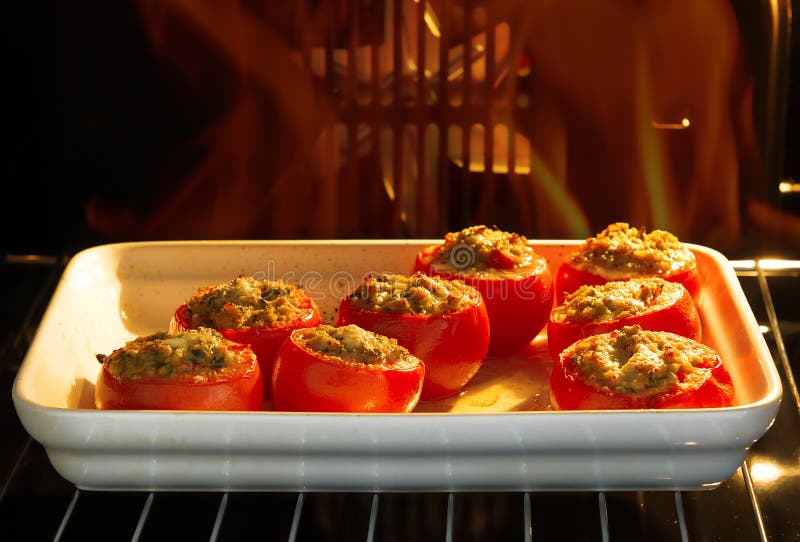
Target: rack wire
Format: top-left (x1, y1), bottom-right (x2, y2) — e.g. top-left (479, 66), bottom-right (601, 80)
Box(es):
top-left (1, 254), bottom-right (798, 541)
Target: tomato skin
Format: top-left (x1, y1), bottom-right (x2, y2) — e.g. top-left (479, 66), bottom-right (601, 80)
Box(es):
top-left (555, 261), bottom-right (701, 305)
top-left (272, 330), bottom-right (425, 413)
top-left (550, 336), bottom-right (734, 410)
top-left (547, 284), bottom-right (701, 361)
top-left (336, 292), bottom-right (490, 399)
top-left (95, 346), bottom-right (263, 411)
top-left (170, 299), bottom-right (322, 397)
top-left (414, 245), bottom-right (553, 355)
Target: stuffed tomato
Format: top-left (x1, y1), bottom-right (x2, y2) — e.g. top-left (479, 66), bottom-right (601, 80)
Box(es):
top-left (414, 225), bottom-right (553, 355)
top-left (547, 277), bottom-right (701, 361)
top-left (551, 325), bottom-right (734, 410)
top-left (272, 324), bottom-right (425, 412)
top-left (555, 222), bottom-right (700, 304)
top-left (95, 328), bottom-right (263, 411)
top-left (170, 276), bottom-right (321, 396)
top-left (337, 272), bottom-right (490, 399)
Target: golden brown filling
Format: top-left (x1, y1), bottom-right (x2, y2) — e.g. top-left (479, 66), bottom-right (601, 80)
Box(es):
top-left (565, 325), bottom-right (713, 396)
top-left (295, 324), bottom-right (417, 368)
top-left (98, 328), bottom-right (246, 382)
top-left (552, 278), bottom-right (680, 323)
top-left (567, 223), bottom-right (695, 279)
top-left (185, 276), bottom-right (309, 329)
top-left (348, 273), bottom-right (478, 316)
top-left (430, 225), bottom-right (546, 278)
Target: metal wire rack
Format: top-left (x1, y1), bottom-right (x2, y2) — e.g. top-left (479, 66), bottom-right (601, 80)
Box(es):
top-left (1, 253), bottom-right (798, 541)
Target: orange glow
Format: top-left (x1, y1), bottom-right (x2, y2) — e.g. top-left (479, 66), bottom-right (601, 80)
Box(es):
top-left (779, 181), bottom-right (800, 193)
top-left (511, 0), bottom-right (756, 244)
top-left (651, 118), bottom-right (691, 130)
top-left (98, 0), bottom-right (761, 247)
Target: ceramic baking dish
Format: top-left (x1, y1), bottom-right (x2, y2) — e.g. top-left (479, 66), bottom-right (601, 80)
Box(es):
top-left (12, 240), bottom-right (782, 491)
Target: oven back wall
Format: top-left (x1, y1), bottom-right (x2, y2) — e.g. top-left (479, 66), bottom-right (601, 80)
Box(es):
top-left (5, 1), bottom-right (798, 258)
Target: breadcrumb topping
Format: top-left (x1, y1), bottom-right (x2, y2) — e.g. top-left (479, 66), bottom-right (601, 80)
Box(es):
top-left (185, 276), bottom-right (309, 329)
top-left (552, 278), bottom-right (680, 323)
top-left (430, 225), bottom-right (546, 278)
top-left (565, 325), bottom-right (714, 395)
top-left (294, 324), bottom-right (418, 368)
top-left (99, 328), bottom-right (248, 382)
top-left (567, 223), bottom-right (695, 279)
top-left (348, 273), bottom-right (478, 316)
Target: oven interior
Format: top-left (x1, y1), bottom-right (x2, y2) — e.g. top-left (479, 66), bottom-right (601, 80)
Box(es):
top-left (3, 1), bottom-right (800, 540)
top-left (5, 0), bottom-right (800, 257)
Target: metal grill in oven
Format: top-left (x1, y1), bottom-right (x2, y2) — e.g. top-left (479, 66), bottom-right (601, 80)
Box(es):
top-left (2, 254), bottom-right (799, 541)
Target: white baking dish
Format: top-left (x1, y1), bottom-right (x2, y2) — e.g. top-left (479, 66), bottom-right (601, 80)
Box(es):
top-left (12, 240), bottom-right (782, 491)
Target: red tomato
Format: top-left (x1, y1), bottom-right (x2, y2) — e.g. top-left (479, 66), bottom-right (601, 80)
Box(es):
top-left (337, 281), bottom-right (490, 400)
top-left (547, 279), bottom-right (701, 361)
top-left (414, 245), bottom-right (553, 355)
top-left (555, 261), bottom-right (700, 305)
top-left (95, 344), bottom-right (263, 411)
top-left (550, 327), bottom-right (734, 410)
top-left (170, 298), bottom-right (321, 397)
top-left (272, 327), bottom-right (425, 413)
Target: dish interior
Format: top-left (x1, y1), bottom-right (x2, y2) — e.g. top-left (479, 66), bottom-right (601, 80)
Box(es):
top-left (15, 241), bottom-right (776, 412)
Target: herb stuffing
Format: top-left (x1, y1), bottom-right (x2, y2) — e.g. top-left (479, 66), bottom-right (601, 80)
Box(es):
top-left (99, 328), bottom-right (248, 382)
top-left (565, 325), bottom-right (714, 396)
top-left (567, 223), bottom-right (695, 278)
top-left (185, 276), bottom-right (310, 329)
top-left (429, 225), bottom-right (546, 278)
top-left (294, 324), bottom-right (418, 368)
top-left (348, 273), bottom-right (478, 316)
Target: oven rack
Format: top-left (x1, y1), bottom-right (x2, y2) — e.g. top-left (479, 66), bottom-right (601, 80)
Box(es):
top-left (1, 254), bottom-right (798, 541)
